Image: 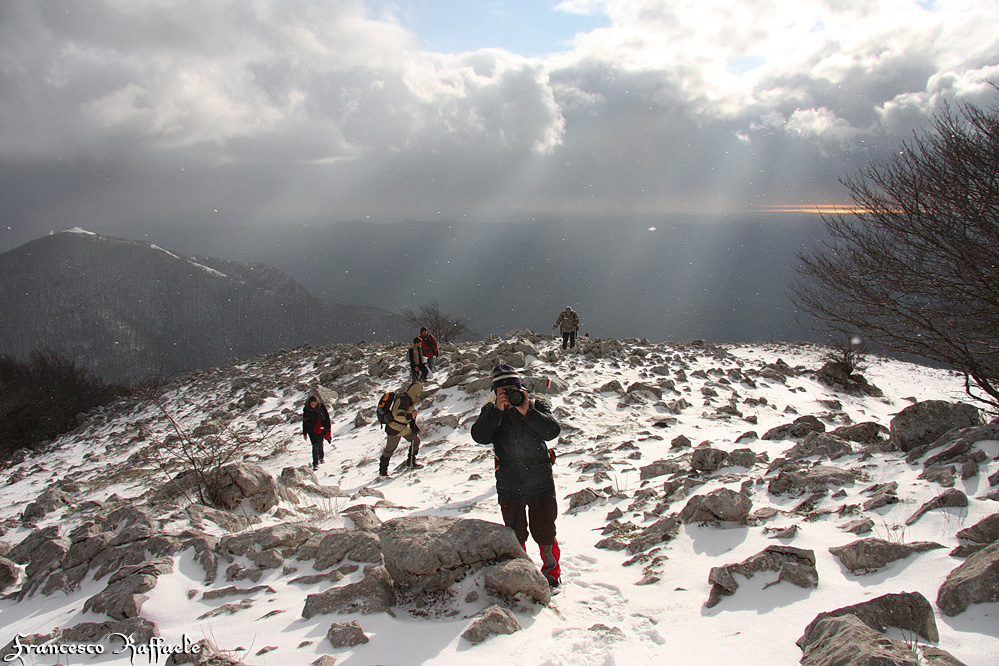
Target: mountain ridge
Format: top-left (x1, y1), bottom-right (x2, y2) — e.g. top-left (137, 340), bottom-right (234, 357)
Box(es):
top-left (0, 229), bottom-right (415, 383)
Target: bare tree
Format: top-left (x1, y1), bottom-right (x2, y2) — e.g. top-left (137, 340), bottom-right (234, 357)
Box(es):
top-left (791, 91), bottom-right (999, 406)
top-left (400, 301), bottom-right (468, 343)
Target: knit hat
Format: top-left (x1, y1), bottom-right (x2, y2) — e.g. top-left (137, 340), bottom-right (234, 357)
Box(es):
top-left (491, 364), bottom-right (522, 391)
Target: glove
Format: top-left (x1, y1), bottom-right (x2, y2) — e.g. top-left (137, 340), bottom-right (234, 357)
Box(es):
top-left (324, 431), bottom-right (331, 442)
top-left (548, 449), bottom-right (556, 465)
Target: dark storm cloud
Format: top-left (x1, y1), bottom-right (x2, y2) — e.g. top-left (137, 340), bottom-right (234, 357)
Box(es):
top-left (1, 0), bottom-right (998, 252)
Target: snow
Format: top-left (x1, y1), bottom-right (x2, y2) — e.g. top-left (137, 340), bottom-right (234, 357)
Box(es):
top-left (1, 337), bottom-right (997, 666)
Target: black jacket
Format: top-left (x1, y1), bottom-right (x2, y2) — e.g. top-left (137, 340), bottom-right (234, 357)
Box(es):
top-left (302, 401), bottom-right (331, 437)
top-left (470, 397), bottom-right (560, 501)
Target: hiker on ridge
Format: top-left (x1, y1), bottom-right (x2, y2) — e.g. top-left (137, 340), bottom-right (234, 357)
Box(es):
top-left (380, 381), bottom-right (423, 477)
top-left (408, 337), bottom-right (429, 383)
top-left (419, 327), bottom-right (439, 379)
top-left (302, 394), bottom-right (331, 471)
top-left (553, 306), bottom-right (580, 350)
top-left (470, 364), bottom-right (563, 588)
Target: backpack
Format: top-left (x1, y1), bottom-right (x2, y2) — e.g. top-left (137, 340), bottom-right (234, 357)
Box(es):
top-left (376, 391), bottom-right (397, 425)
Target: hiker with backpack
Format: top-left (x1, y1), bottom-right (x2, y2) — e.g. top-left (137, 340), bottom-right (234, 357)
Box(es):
top-left (379, 381), bottom-right (423, 477)
top-left (302, 394), bottom-right (331, 471)
top-left (408, 337), bottom-right (428, 383)
top-left (470, 364), bottom-right (563, 588)
top-left (553, 306), bottom-right (580, 349)
top-left (419, 327), bottom-right (439, 378)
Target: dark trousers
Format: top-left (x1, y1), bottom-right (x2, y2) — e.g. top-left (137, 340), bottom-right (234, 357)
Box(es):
top-left (308, 433), bottom-right (325, 466)
top-left (561, 331), bottom-right (577, 349)
top-left (499, 493), bottom-right (557, 545)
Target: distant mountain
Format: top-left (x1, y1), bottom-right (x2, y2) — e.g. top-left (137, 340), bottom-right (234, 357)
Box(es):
top-left (0, 228), bottom-right (414, 382)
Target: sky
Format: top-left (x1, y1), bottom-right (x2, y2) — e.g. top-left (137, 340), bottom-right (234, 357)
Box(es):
top-left (1, 0), bottom-right (999, 253)
top-left (1, 338), bottom-right (997, 665)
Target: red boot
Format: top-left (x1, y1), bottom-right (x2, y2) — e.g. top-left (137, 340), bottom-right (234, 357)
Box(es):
top-left (540, 541), bottom-right (561, 587)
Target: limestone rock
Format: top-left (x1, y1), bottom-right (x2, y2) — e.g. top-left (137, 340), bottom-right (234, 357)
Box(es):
top-left (801, 591), bottom-right (939, 644)
top-left (889, 400), bottom-right (981, 453)
top-left (679, 487), bottom-right (753, 524)
top-left (829, 538), bottom-right (945, 573)
top-left (461, 604), bottom-right (522, 644)
top-left (937, 540), bottom-right (999, 616)
top-left (706, 545), bottom-right (817, 608)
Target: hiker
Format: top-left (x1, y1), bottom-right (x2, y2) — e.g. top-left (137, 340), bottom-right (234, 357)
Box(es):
top-left (553, 306), bottom-right (580, 349)
top-left (302, 394), bottom-right (331, 471)
top-left (408, 337), bottom-right (428, 382)
top-left (380, 381), bottom-right (423, 476)
top-left (470, 364), bottom-right (563, 587)
top-left (419, 327), bottom-right (440, 378)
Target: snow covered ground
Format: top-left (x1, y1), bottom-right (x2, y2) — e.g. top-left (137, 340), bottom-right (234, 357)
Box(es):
top-left (1, 334), bottom-right (997, 666)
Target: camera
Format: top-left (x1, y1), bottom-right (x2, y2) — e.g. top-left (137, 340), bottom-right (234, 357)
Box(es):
top-left (504, 387), bottom-right (527, 407)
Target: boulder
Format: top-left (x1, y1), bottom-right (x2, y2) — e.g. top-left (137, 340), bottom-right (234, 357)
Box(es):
top-left (706, 546), bottom-right (817, 608)
top-left (937, 540), bottom-right (999, 616)
top-left (482, 558), bottom-right (552, 606)
top-left (831, 421), bottom-right (888, 444)
top-left (690, 447), bottom-right (728, 472)
top-left (214, 463), bottom-right (284, 513)
top-left (0, 556), bottom-right (19, 592)
top-left (219, 524), bottom-right (317, 558)
top-left (904, 488), bottom-right (968, 526)
top-left (461, 604), bottom-right (522, 644)
top-left (762, 415), bottom-right (825, 440)
top-left (889, 400), bottom-right (981, 453)
top-left (768, 464), bottom-right (855, 497)
top-left (952, 513), bottom-right (999, 556)
top-left (326, 621), bottom-right (369, 648)
top-left (378, 516), bottom-right (528, 594)
top-left (801, 591), bottom-right (939, 643)
top-left (301, 566), bottom-right (395, 618)
top-left (61, 617), bottom-right (159, 645)
top-left (797, 614), bottom-right (943, 666)
top-left (83, 557), bottom-right (174, 620)
top-left (626, 514), bottom-right (681, 554)
top-left (829, 538), bottom-right (945, 573)
top-left (679, 488), bottom-right (753, 524)
top-left (313, 529), bottom-right (383, 570)
top-left (784, 432), bottom-right (853, 461)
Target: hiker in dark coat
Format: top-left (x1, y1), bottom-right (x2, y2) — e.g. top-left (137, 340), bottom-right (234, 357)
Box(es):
top-left (408, 337), bottom-right (428, 382)
top-left (470, 364), bottom-right (563, 587)
top-left (380, 382), bottom-right (423, 477)
top-left (302, 394), bottom-right (331, 471)
top-left (419, 327), bottom-right (439, 378)
top-left (553, 306), bottom-right (580, 349)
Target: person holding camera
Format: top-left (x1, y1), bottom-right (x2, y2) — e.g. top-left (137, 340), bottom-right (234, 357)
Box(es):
top-left (380, 381), bottom-right (423, 477)
top-left (471, 364), bottom-right (563, 588)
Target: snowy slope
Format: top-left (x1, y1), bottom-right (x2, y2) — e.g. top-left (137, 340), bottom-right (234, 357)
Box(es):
top-left (0, 334), bottom-right (997, 666)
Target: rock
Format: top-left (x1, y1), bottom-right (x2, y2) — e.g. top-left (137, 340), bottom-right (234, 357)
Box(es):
top-left (627, 514), bottom-right (681, 554)
top-left (61, 617), bottom-right (159, 645)
top-left (706, 545), bottom-right (817, 608)
top-left (214, 463), bottom-right (284, 513)
top-left (482, 558), bottom-right (552, 606)
top-left (83, 557), bottom-right (174, 620)
top-left (762, 415), bottom-right (825, 440)
top-left (21, 487), bottom-right (76, 522)
top-left (326, 621), bottom-right (369, 648)
top-left (953, 513), bottom-right (999, 556)
top-left (725, 448), bottom-right (758, 469)
top-left (937, 540), bottom-right (999, 616)
top-left (639, 460), bottom-right (684, 479)
top-left (301, 566), bottom-right (395, 618)
top-left (797, 614), bottom-right (929, 666)
top-left (839, 518), bottom-right (874, 535)
top-left (768, 464), bottom-right (855, 497)
top-left (829, 538), bottom-right (945, 573)
top-left (342, 505), bottom-right (382, 532)
top-left (220, 524), bottom-right (317, 559)
top-left (679, 487), bottom-right (753, 524)
top-left (801, 591), bottom-right (939, 643)
top-left (690, 447), bottom-right (728, 472)
top-left (378, 516), bottom-right (528, 594)
top-left (461, 604), bottom-right (522, 644)
top-left (889, 400), bottom-right (981, 453)
top-left (904, 488), bottom-right (968, 526)
top-left (784, 432), bottom-right (852, 461)
top-left (0, 556), bottom-right (19, 592)
top-left (313, 529), bottom-right (383, 570)
top-left (565, 487), bottom-right (603, 513)
top-left (831, 421), bottom-right (887, 444)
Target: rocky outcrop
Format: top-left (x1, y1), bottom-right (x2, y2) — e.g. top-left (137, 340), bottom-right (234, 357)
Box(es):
top-left (797, 614), bottom-right (960, 666)
top-left (461, 604), bottom-right (522, 644)
top-left (83, 557), bottom-right (174, 620)
top-left (378, 516), bottom-right (528, 594)
top-left (763, 415), bottom-right (825, 440)
top-left (829, 538), bottom-right (945, 573)
top-left (301, 566), bottom-right (395, 618)
top-left (706, 546), bottom-right (817, 608)
top-left (768, 464), bottom-right (855, 497)
top-left (889, 400), bottom-right (981, 453)
top-left (904, 489), bottom-right (968, 526)
top-left (937, 540), bottom-right (999, 616)
top-left (802, 592), bottom-right (939, 643)
top-left (952, 513), bottom-right (999, 557)
top-left (679, 487), bottom-right (753, 524)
